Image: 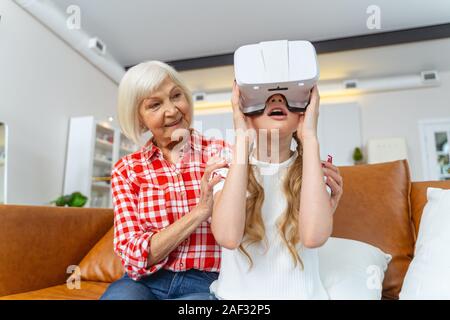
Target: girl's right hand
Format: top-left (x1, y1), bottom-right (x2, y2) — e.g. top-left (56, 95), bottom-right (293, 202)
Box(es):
top-left (231, 80), bottom-right (253, 132)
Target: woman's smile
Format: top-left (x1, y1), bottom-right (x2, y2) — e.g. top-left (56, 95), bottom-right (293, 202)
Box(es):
top-left (165, 116), bottom-right (183, 127)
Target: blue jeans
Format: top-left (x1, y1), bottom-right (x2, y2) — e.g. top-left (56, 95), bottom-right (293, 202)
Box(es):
top-left (100, 269), bottom-right (218, 300)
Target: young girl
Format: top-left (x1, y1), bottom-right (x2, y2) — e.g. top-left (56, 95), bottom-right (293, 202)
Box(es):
top-left (209, 82), bottom-right (343, 299)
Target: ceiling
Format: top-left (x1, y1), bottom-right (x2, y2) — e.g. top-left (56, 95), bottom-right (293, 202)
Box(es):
top-left (179, 38), bottom-right (450, 92)
top-left (51, 0), bottom-right (450, 66)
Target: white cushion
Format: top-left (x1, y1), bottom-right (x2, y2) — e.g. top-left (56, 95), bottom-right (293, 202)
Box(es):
top-left (399, 187), bottom-right (450, 299)
top-left (318, 237), bottom-right (392, 300)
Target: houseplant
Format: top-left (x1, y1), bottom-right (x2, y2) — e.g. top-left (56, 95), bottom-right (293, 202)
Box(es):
top-left (51, 192), bottom-right (88, 207)
top-left (353, 147), bottom-right (364, 165)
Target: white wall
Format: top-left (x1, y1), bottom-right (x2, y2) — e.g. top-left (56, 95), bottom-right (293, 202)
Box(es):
top-left (318, 71), bottom-right (450, 181)
top-left (188, 71), bottom-right (450, 182)
top-left (0, 123), bottom-right (5, 204)
top-left (0, 1), bottom-right (118, 205)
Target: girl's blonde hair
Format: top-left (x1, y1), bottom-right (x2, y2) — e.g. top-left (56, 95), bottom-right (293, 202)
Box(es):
top-left (117, 61), bottom-right (193, 145)
top-left (240, 134), bottom-right (304, 269)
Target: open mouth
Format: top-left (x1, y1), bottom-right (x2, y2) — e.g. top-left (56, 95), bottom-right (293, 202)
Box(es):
top-left (268, 108), bottom-right (287, 116)
top-left (165, 117), bottom-right (183, 127)
top-left (266, 105), bottom-right (288, 118)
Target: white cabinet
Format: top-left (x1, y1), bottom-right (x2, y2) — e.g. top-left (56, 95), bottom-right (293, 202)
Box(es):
top-left (64, 116), bottom-right (138, 208)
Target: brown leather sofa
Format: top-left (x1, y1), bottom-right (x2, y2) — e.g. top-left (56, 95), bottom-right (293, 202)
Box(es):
top-left (1, 160), bottom-right (449, 300)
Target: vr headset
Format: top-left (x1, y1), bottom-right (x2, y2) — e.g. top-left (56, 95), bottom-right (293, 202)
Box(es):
top-left (234, 40), bottom-right (319, 115)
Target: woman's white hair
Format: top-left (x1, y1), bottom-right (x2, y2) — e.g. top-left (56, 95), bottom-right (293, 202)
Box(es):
top-left (117, 61), bottom-right (193, 146)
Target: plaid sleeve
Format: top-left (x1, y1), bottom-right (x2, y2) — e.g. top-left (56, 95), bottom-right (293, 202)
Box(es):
top-left (111, 165), bottom-right (168, 279)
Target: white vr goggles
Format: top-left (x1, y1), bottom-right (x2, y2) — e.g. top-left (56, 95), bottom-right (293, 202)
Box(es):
top-left (234, 40), bottom-right (319, 115)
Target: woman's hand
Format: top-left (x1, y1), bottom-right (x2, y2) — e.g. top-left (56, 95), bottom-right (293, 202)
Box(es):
top-left (196, 160), bottom-right (229, 221)
top-left (321, 160), bottom-right (344, 213)
top-left (296, 85), bottom-right (320, 144)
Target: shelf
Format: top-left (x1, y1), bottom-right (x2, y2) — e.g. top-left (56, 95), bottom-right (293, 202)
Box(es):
top-left (95, 138), bottom-right (113, 149)
top-left (97, 123), bottom-right (114, 131)
top-left (91, 182), bottom-right (111, 190)
top-left (94, 158), bottom-right (112, 166)
top-left (92, 177), bottom-right (111, 182)
top-left (120, 147), bottom-right (135, 154)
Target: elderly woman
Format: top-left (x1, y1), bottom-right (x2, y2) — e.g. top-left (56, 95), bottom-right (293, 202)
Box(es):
top-left (100, 61), bottom-right (229, 300)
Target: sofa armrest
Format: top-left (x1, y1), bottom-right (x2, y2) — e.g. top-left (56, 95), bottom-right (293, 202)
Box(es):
top-left (0, 205), bottom-right (113, 297)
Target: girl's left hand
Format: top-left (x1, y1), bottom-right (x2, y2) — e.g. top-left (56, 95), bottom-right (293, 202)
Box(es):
top-left (296, 85), bottom-right (320, 143)
top-left (321, 160), bottom-right (344, 212)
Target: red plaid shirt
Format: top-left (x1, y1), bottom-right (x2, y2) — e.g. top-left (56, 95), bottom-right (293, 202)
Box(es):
top-left (111, 129), bottom-right (231, 280)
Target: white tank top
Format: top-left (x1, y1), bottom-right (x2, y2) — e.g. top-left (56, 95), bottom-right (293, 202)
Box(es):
top-left (211, 151), bottom-right (329, 299)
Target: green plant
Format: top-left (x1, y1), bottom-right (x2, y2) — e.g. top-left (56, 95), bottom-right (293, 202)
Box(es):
top-left (353, 147), bottom-right (363, 162)
top-left (51, 192), bottom-right (88, 207)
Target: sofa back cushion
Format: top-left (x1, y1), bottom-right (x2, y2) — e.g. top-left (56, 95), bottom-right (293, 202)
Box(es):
top-left (0, 205), bottom-right (113, 297)
top-left (410, 180), bottom-right (450, 239)
top-left (332, 160), bottom-right (414, 300)
top-left (79, 227), bottom-right (124, 283)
